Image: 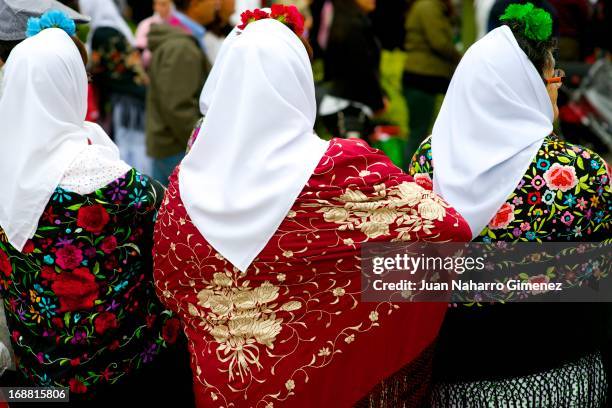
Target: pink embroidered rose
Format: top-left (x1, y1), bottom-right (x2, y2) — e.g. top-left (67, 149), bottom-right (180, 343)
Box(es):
top-left (413, 173), bottom-right (433, 191)
top-left (55, 245), bottom-right (83, 270)
top-left (543, 163), bottom-right (578, 192)
top-left (488, 203), bottom-right (515, 230)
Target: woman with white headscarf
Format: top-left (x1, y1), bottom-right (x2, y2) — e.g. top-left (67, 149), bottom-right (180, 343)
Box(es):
top-left (409, 3), bottom-right (610, 406)
top-left (79, 0), bottom-right (152, 176)
top-left (0, 16), bottom-right (193, 405)
top-left (153, 7), bottom-right (473, 407)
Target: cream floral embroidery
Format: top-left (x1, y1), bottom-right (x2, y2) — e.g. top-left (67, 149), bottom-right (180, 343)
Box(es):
top-left (311, 181), bottom-right (449, 240)
top-left (191, 272), bottom-right (303, 382)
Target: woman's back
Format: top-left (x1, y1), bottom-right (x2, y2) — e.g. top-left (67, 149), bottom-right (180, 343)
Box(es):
top-left (154, 137), bottom-right (472, 406)
top-left (0, 169), bottom-right (177, 395)
top-left (410, 134), bottom-right (610, 386)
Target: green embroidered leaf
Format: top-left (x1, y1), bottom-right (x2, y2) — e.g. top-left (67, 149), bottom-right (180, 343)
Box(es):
top-left (558, 156), bottom-right (571, 164)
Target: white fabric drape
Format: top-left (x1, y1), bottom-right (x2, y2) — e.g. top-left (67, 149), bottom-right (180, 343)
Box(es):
top-left (181, 19), bottom-right (329, 272)
top-left (431, 26), bottom-right (554, 239)
top-left (0, 28), bottom-right (122, 251)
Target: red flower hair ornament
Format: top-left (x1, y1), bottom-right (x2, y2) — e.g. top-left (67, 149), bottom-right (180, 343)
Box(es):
top-left (238, 5), bottom-right (305, 37)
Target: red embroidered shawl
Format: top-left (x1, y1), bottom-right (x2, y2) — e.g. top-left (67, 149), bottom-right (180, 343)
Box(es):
top-left (153, 138), bottom-right (471, 407)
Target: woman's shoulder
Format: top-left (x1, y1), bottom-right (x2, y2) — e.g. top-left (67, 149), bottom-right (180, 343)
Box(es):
top-left (316, 138), bottom-right (402, 173)
top-left (479, 135), bottom-right (610, 242)
top-left (58, 168), bottom-right (164, 207)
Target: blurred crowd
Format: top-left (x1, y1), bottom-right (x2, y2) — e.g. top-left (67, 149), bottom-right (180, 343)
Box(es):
top-left (48, 0), bottom-right (611, 182)
top-left (0, 1), bottom-right (610, 406)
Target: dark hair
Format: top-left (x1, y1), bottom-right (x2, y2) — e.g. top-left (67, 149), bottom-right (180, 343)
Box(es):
top-left (173, 0), bottom-right (192, 12)
top-left (300, 36), bottom-right (314, 61)
top-left (504, 20), bottom-right (556, 74)
top-left (71, 35), bottom-right (88, 66)
top-left (0, 39), bottom-right (20, 63)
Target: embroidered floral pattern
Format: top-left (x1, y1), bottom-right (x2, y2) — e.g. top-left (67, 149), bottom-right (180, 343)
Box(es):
top-left (410, 135), bottom-right (611, 243)
top-left (410, 135), bottom-right (611, 303)
top-left (154, 138), bottom-right (470, 406)
top-left (0, 170), bottom-right (176, 396)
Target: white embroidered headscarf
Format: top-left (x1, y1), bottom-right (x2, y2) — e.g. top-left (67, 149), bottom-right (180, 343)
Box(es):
top-left (181, 19), bottom-right (329, 272)
top-left (0, 28), bottom-right (121, 251)
top-left (431, 26), bottom-right (554, 238)
top-left (79, 0), bottom-right (136, 47)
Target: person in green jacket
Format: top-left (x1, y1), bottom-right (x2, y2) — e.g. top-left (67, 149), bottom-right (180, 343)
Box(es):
top-left (146, 0), bottom-right (216, 185)
top-left (403, 0), bottom-right (461, 164)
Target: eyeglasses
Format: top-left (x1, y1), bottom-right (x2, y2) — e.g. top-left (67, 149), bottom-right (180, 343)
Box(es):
top-left (543, 69), bottom-right (565, 87)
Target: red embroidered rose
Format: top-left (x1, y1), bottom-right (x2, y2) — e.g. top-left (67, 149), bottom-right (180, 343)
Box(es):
top-left (162, 318), bottom-right (181, 344)
top-left (70, 357), bottom-right (81, 367)
top-left (0, 250), bottom-right (12, 278)
top-left (77, 204), bottom-right (110, 234)
top-left (543, 163), bottom-right (578, 192)
top-left (69, 378), bottom-right (88, 394)
top-left (100, 236), bottom-right (118, 255)
top-left (488, 203), bottom-right (515, 230)
top-left (22, 240), bottom-right (35, 254)
top-left (238, 8), bottom-right (270, 30)
top-left (51, 267), bottom-right (99, 312)
top-left (41, 266), bottom-right (57, 281)
top-left (271, 4), bottom-right (305, 36)
top-left (413, 173), bottom-right (433, 191)
top-left (94, 312), bottom-right (119, 335)
top-left (55, 244), bottom-right (83, 270)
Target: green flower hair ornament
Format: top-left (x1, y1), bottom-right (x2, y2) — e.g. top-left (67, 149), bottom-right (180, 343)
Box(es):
top-left (500, 2), bottom-right (553, 41)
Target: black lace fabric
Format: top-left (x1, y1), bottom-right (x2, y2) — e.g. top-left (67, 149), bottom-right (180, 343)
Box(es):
top-left (430, 352), bottom-right (607, 407)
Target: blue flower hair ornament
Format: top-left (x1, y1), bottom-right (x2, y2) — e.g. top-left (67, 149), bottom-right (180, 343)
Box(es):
top-left (26, 10), bottom-right (76, 38)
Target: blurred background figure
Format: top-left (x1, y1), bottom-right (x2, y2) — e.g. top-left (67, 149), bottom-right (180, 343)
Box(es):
top-left (204, 0), bottom-right (236, 63)
top-left (146, 0), bottom-right (217, 184)
top-left (475, 0), bottom-right (495, 38)
top-left (136, 0), bottom-right (186, 68)
top-left (548, 0), bottom-right (591, 61)
top-left (403, 0), bottom-right (461, 162)
top-left (369, 0), bottom-right (408, 50)
top-left (79, 0), bottom-right (152, 176)
top-left (319, 0), bottom-right (387, 140)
